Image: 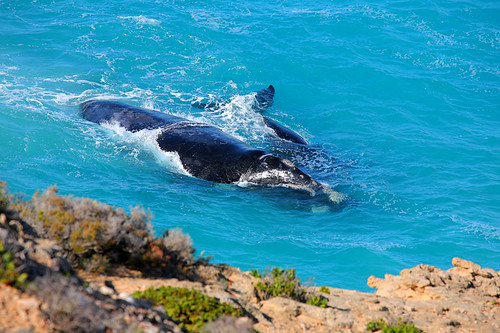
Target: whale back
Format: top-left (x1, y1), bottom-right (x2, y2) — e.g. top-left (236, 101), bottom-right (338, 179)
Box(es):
top-left (82, 100), bottom-right (266, 184)
top-left (157, 126), bottom-right (265, 183)
top-left (81, 100), bottom-right (185, 132)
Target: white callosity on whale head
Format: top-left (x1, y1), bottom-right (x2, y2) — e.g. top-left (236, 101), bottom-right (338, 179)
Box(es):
top-left (237, 154), bottom-right (346, 202)
top-left (240, 169), bottom-right (315, 193)
top-left (238, 155), bottom-right (319, 196)
top-left (238, 169), bottom-right (346, 203)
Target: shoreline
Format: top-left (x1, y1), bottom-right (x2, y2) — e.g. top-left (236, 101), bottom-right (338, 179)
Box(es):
top-left (1, 182), bottom-right (499, 332)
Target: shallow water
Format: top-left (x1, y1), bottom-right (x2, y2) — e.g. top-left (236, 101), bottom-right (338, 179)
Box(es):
top-left (1, 0), bottom-right (499, 291)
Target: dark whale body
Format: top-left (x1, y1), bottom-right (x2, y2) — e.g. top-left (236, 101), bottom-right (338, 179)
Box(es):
top-left (81, 100), bottom-right (330, 195)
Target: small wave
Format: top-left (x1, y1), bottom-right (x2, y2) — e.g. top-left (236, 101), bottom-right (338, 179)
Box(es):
top-left (0, 65), bottom-right (19, 76)
top-left (274, 233), bottom-right (406, 252)
top-left (189, 9), bottom-right (235, 33)
top-left (452, 215), bottom-right (500, 241)
top-left (118, 15), bottom-right (161, 26)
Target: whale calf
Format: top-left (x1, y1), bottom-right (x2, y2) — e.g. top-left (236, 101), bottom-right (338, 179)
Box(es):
top-left (81, 99), bottom-right (341, 199)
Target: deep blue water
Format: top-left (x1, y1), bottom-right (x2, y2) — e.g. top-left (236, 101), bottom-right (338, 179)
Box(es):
top-left (1, 1), bottom-right (499, 291)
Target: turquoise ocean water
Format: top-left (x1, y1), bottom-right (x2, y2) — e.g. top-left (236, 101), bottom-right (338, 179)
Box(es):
top-left (1, 1), bottom-right (499, 291)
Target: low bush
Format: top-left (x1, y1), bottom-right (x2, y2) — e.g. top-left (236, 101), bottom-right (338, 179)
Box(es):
top-left (0, 181), bottom-right (10, 212)
top-left (16, 185), bottom-right (195, 275)
top-left (253, 267), bottom-right (331, 308)
top-left (133, 286), bottom-right (243, 332)
top-left (0, 239), bottom-right (28, 289)
top-left (306, 295), bottom-right (328, 308)
top-left (319, 285), bottom-right (330, 294)
top-left (249, 269), bottom-right (262, 278)
top-left (366, 318), bottom-right (423, 333)
top-left (161, 228), bottom-right (194, 263)
top-left (255, 267), bottom-right (307, 302)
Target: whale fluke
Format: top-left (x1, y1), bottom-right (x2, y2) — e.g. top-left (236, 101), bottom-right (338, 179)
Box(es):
top-left (253, 85), bottom-right (275, 112)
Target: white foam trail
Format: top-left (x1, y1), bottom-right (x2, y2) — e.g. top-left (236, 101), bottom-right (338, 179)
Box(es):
top-left (152, 149), bottom-right (191, 176)
top-left (193, 92), bottom-right (273, 144)
top-left (101, 122), bottom-right (190, 176)
top-left (325, 188), bottom-right (347, 203)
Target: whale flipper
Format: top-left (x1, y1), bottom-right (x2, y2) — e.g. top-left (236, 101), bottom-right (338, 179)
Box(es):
top-left (263, 117), bottom-right (308, 145)
top-left (255, 86), bottom-right (307, 144)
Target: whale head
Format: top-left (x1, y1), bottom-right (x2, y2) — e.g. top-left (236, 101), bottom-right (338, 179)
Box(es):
top-left (240, 155), bottom-right (322, 194)
top-left (241, 154), bottom-right (346, 202)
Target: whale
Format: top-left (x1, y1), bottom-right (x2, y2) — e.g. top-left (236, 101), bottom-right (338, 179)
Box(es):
top-left (81, 99), bottom-right (341, 199)
top-left (192, 85), bottom-right (308, 145)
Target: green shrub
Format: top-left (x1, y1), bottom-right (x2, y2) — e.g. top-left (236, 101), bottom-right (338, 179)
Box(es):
top-left (249, 269), bottom-right (262, 278)
top-left (133, 286), bottom-right (243, 332)
top-left (0, 181), bottom-right (10, 212)
top-left (366, 318), bottom-right (423, 333)
top-left (255, 267), bottom-right (306, 302)
top-left (319, 286), bottom-right (330, 294)
top-left (253, 267), bottom-right (330, 308)
top-left (366, 319), bottom-right (385, 332)
top-left (0, 240), bottom-right (28, 289)
top-left (306, 295), bottom-right (328, 308)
